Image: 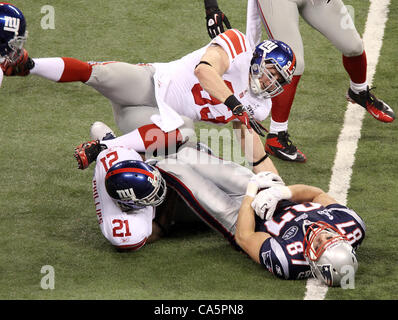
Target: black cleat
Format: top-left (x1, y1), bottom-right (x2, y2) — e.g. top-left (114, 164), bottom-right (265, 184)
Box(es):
top-left (265, 131), bottom-right (306, 163)
top-left (346, 86), bottom-right (395, 123)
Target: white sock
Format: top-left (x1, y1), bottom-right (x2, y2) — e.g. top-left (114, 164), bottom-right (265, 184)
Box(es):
top-left (31, 58), bottom-right (65, 82)
top-left (269, 119), bottom-right (288, 134)
top-left (102, 129), bottom-right (146, 153)
top-left (350, 80), bottom-right (368, 94)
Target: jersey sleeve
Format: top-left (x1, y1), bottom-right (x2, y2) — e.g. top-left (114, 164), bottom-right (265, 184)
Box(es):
top-left (245, 0), bottom-right (262, 49)
top-left (93, 146), bottom-right (154, 251)
top-left (259, 237), bottom-right (291, 280)
top-left (100, 206), bottom-right (154, 251)
top-left (212, 29), bottom-right (249, 63)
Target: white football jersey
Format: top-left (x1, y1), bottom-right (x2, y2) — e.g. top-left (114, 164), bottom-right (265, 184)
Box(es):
top-left (152, 29), bottom-right (271, 132)
top-left (92, 146), bottom-right (155, 251)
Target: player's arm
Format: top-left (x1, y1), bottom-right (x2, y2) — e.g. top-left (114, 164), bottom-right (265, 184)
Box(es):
top-left (194, 44), bottom-right (232, 102)
top-left (235, 194), bottom-right (271, 263)
top-left (194, 43), bottom-right (268, 137)
top-left (288, 184), bottom-right (338, 207)
top-left (233, 121), bottom-right (278, 175)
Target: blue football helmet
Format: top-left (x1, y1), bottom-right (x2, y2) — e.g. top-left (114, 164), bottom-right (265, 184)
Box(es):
top-left (105, 160), bottom-right (167, 211)
top-left (249, 39), bottom-right (296, 99)
top-left (0, 3), bottom-right (27, 62)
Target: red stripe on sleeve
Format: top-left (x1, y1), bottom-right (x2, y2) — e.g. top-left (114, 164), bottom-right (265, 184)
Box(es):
top-left (219, 34), bottom-right (236, 59)
top-left (223, 29), bottom-right (244, 56)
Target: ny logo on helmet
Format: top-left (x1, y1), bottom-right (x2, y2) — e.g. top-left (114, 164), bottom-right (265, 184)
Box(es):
top-left (3, 16), bottom-right (21, 34)
top-left (116, 188), bottom-right (137, 201)
top-left (258, 41), bottom-right (278, 54)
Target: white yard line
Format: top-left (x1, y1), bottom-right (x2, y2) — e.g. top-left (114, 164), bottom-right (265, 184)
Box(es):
top-left (304, 0), bottom-right (391, 300)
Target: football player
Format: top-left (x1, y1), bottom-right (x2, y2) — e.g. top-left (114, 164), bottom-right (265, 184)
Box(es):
top-left (235, 178), bottom-right (365, 287)
top-left (75, 123), bottom-right (365, 286)
top-left (0, 3), bottom-right (32, 82)
top-left (204, 0), bottom-right (395, 163)
top-left (75, 121), bottom-right (277, 250)
top-left (2, 26), bottom-right (296, 173)
top-left (77, 122), bottom-right (364, 287)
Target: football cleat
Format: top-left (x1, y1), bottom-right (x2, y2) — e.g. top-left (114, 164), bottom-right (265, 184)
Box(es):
top-left (90, 121), bottom-right (116, 141)
top-left (346, 86), bottom-right (395, 123)
top-left (265, 131), bottom-right (306, 163)
top-left (74, 140), bottom-right (107, 170)
top-left (0, 49), bottom-right (34, 76)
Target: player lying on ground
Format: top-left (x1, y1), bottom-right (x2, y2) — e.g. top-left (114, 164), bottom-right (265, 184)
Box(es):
top-left (74, 121), bottom-right (277, 250)
top-left (75, 122), bottom-right (365, 287)
top-left (1, 4), bottom-right (296, 172)
top-left (203, 0), bottom-right (395, 163)
top-left (235, 177), bottom-right (365, 287)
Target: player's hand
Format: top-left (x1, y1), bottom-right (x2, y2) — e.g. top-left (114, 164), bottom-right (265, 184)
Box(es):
top-left (231, 104), bottom-right (267, 137)
top-left (251, 186), bottom-right (292, 220)
top-left (251, 188), bottom-right (280, 220)
top-left (251, 171), bottom-right (285, 189)
top-left (206, 7), bottom-right (231, 39)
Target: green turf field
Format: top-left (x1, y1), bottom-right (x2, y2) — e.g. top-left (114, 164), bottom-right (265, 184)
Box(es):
top-left (0, 0), bottom-right (397, 302)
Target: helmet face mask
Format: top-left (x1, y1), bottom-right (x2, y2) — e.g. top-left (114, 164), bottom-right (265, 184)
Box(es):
top-left (249, 40), bottom-right (296, 99)
top-left (303, 221), bottom-right (358, 287)
top-left (105, 160), bottom-right (167, 212)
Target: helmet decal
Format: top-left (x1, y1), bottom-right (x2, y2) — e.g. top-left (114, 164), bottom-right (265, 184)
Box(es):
top-left (249, 39), bottom-right (296, 99)
top-left (105, 160), bottom-right (167, 211)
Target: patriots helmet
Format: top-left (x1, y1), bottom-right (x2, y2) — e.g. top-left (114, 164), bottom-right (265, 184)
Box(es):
top-left (105, 160), bottom-right (167, 211)
top-left (303, 221), bottom-right (358, 287)
top-left (249, 39), bottom-right (296, 98)
top-left (0, 3), bottom-right (27, 62)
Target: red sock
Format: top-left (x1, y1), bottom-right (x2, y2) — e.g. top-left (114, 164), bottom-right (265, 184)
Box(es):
top-left (59, 58), bottom-right (92, 83)
top-left (271, 75), bottom-right (301, 122)
top-left (342, 51), bottom-right (367, 84)
top-left (138, 124), bottom-right (183, 155)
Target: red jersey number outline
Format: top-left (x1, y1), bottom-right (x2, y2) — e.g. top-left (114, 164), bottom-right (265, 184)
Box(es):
top-left (191, 80), bottom-right (235, 123)
top-left (99, 151), bottom-right (119, 172)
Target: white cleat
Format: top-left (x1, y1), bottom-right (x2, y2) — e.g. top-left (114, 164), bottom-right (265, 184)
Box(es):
top-left (90, 121), bottom-right (116, 141)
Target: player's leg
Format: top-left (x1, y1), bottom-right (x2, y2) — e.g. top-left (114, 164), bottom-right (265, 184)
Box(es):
top-left (156, 153), bottom-right (242, 248)
top-left (86, 61), bottom-right (164, 133)
top-left (256, 0), bottom-right (306, 162)
top-left (29, 57), bottom-right (162, 132)
top-left (174, 145), bottom-right (254, 197)
top-left (110, 104), bottom-right (159, 134)
top-left (301, 0), bottom-right (394, 123)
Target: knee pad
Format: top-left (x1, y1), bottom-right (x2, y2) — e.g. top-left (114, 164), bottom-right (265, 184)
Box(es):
top-left (342, 39), bottom-right (364, 57)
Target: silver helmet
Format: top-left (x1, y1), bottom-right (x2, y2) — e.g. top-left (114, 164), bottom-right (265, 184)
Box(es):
top-left (303, 221), bottom-right (358, 287)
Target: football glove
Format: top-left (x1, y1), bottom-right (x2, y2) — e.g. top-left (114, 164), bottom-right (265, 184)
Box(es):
top-left (252, 171), bottom-right (285, 189)
top-left (0, 49), bottom-right (35, 76)
top-left (206, 7), bottom-right (231, 39)
top-left (74, 140), bottom-right (107, 170)
top-left (251, 186), bottom-right (292, 220)
top-left (232, 104), bottom-right (267, 137)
